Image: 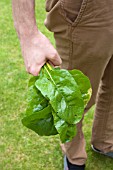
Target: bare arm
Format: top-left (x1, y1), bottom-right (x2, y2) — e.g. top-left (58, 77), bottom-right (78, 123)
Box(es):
top-left (12, 0), bottom-right (37, 40)
top-left (12, 0), bottom-right (62, 76)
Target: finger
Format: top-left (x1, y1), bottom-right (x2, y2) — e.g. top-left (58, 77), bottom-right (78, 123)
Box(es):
top-left (48, 60), bottom-right (55, 67)
top-left (27, 64), bottom-right (42, 76)
top-left (48, 51), bottom-right (62, 66)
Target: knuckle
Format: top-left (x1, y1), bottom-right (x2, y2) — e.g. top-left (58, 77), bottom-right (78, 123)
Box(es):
top-left (32, 72), bottom-right (39, 76)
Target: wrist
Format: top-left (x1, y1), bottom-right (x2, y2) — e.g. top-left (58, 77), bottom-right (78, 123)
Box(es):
top-left (15, 22), bottom-right (39, 41)
top-left (20, 30), bottom-right (44, 48)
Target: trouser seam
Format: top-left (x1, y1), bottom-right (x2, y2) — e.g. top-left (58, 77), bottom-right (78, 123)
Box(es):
top-left (73, 0), bottom-right (89, 27)
top-left (68, 26), bottom-right (74, 69)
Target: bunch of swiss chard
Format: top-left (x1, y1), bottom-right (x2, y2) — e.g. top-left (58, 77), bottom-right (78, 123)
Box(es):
top-left (22, 63), bottom-right (92, 143)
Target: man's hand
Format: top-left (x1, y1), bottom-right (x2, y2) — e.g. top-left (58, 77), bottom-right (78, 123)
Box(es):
top-left (21, 31), bottom-right (62, 76)
top-left (12, 0), bottom-right (62, 76)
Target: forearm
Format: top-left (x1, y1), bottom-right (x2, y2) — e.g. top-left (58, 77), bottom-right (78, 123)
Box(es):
top-left (12, 0), bottom-right (62, 76)
top-left (12, 0), bottom-right (38, 40)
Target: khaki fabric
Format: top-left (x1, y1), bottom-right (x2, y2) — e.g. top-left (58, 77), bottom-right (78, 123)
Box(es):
top-left (44, 0), bottom-right (113, 165)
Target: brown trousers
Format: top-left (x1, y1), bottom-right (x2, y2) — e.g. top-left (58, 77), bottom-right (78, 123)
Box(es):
top-left (44, 0), bottom-right (113, 165)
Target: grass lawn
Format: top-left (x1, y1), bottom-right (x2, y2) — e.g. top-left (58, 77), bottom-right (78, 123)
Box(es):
top-left (0, 0), bottom-right (113, 169)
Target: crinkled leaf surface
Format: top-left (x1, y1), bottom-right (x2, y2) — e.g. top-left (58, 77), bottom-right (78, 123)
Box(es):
top-left (22, 105), bottom-right (57, 136)
top-left (35, 66), bottom-right (84, 124)
top-left (22, 76), bottom-right (58, 136)
top-left (52, 111), bottom-right (77, 143)
top-left (25, 76), bottom-right (48, 117)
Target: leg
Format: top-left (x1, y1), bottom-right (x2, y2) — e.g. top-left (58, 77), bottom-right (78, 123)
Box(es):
top-left (44, 0), bottom-right (113, 165)
top-left (91, 56), bottom-right (113, 153)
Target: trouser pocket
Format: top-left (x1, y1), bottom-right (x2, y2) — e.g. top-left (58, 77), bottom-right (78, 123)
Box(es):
top-left (44, 0), bottom-right (88, 32)
top-left (60, 0), bottom-right (84, 23)
top-left (45, 0), bottom-right (59, 12)
top-left (45, 0), bottom-right (88, 25)
top-left (60, 0), bottom-right (89, 25)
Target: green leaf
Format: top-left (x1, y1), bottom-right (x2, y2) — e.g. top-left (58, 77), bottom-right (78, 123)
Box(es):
top-left (69, 70), bottom-right (92, 107)
top-left (22, 64), bottom-right (92, 143)
top-left (22, 76), bottom-right (58, 136)
top-left (25, 76), bottom-right (48, 117)
top-left (35, 65), bottom-right (84, 124)
top-left (52, 111), bottom-right (77, 143)
top-left (22, 105), bottom-right (58, 136)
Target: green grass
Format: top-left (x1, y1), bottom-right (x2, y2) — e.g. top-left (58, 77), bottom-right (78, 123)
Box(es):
top-left (0, 0), bottom-right (113, 169)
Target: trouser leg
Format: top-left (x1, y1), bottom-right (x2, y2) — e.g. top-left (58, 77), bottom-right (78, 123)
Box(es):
top-left (91, 56), bottom-right (113, 153)
top-left (44, 0), bottom-right (113, 165)
top-left (59, 30), bottom-right (113, 165)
